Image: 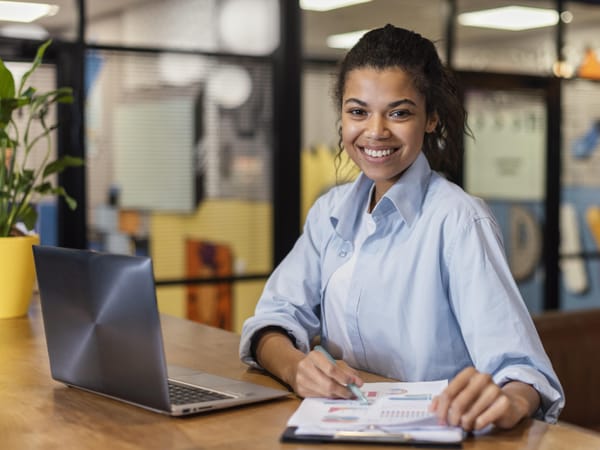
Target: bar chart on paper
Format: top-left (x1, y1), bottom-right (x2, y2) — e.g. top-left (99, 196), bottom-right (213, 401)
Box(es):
top-left (284, 380), bottom-right (465, 445)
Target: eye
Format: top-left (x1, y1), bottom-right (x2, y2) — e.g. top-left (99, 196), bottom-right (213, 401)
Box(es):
top-left (345, 107), bottom-right (366, 116)
top-left (346, 107), bottom-right (367, 119)
top-left (390, 109), bottom-right (412, 119)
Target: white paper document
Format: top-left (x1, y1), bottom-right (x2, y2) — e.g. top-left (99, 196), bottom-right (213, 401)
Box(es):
top-left (286, 380), bottom-right (464, 444)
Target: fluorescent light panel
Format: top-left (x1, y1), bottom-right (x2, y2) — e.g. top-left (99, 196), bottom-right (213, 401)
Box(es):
top-left (458, 6), bottom-right (559, 31)
top-left (301, 0), bottom-right (371, 12)
top-left (0, 1), bottom-right (59, 23)
top-left (327, 29), bottom-right (369, 49)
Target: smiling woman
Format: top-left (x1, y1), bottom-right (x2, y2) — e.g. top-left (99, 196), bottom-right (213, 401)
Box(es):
top-left (240, 24), bottom-right (564, 433)
top-left (340, 67), bottom-right (438, 207)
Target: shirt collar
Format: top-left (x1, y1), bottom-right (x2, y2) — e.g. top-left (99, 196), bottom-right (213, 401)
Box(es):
top-left (330, 152), bottom-right (432, 239)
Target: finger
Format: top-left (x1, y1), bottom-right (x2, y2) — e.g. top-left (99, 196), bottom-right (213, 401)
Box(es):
top-left (434, 367), bottom-right (477, 424)
top-left (293, 354), bottom-right (331, 397)
top-left (337, 360), bottom-right (364, 387)
top-left (473, 394), bottom-right (511, 430)
top-left (295, 353), bottom-right (354, 399)
top-left (459, 383), bottom-right (503, 431)
top-left (429, 395), bottom-right (439, 412)
top-left (311, 351), bottom-right (358, 389)
top-left (446, 372), bottom-right (494, 427)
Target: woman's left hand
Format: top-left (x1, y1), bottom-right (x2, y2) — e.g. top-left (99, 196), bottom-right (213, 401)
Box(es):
top-left (429, 367), bottom-right (540, 431)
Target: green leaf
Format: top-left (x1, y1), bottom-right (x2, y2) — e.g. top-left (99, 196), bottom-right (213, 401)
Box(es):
top-left (0, 60), bottom-right (16, 99)
top-left (54, 87), bottom-right (73, 104)
top-left (43, 155), bottom-right (84, 177)
top-left (18, 39), bottom-right (52, 96)
top-left (20, 169), bottom-right (35, 183)
top-left (51, 185), bottom-right (78, 210)
top-left (0, 98), bottom-right (19, 129)
top-left (63, 193), bottom-right (78, 210)
top-left (18, 204), bottom-right (38, 230)
top-left (34, 182), bottom-right (53, 194)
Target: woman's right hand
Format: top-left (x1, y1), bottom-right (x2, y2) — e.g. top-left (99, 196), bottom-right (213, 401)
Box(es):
top-left (291, 349), bottom-right (364, 399)
top-left (254, 330), bottom-right (363, 399)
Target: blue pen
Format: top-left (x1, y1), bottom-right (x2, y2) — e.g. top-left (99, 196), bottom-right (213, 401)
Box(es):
top-left (314, 345), bottom-right (369, 405)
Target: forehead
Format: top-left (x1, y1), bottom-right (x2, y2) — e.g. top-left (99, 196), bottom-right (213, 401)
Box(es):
top-left (343, 67), bottom-right (422, 101)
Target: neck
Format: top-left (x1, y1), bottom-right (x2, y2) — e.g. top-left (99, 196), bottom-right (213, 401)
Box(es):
top-left (368, 189), bottom-right (379, 213)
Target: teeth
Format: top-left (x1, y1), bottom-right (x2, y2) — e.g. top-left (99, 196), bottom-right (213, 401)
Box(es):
top-left (363, 147), bottom-right (394, 158)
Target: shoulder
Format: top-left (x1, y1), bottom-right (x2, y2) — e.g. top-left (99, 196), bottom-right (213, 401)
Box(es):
top-left (421, 172), bottom-right (503, 249)
top-left (317, 181), bottom-right (355, 205)
top-left (425, 172), bottom-right (495, 226)
top-left (306, 181), bottom-right (355, 221)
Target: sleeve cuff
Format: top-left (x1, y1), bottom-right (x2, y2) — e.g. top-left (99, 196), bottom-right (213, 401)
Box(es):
top-left (493, 365), bottom-right (565, 423)
top-left (240, 321), bottom-right (312, 370)
top-left (249, 325), bottom-right (295, 361)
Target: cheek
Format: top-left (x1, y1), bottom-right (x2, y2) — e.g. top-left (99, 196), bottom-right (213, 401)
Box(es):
top-left (404, 123), bottom-right (428, 147)
top-left (407, 129), bottom-right (425, 146)
top-left (341, 120), bottom-right (360, 146)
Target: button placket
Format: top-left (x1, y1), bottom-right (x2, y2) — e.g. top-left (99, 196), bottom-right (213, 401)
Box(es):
top-left (338, 240), bottom-right (352, 258)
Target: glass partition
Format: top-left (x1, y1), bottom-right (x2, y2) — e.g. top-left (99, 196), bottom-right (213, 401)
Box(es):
top-left (83, 0), bottom-right (279, 330)
top-left (454, 0), bottom-right (557, 75)
top-left (463, 87), bottom-right (548, 313)
top-left (558, 1), bottom-right (600, 310)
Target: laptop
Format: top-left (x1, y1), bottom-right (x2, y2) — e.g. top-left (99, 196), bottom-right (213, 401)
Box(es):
top-left (32, 245), bottom-right (289, 416)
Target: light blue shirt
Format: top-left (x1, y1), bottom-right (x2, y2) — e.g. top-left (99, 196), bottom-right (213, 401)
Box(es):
top-left (240, 152), bottom-right (564, 422)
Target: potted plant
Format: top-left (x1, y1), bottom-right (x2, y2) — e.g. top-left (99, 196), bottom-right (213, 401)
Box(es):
top-left (0, 40), bottom-right (83, 318)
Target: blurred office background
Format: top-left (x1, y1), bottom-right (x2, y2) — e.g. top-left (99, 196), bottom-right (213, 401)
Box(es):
top-left (1, 0), bottom-right (600, 332)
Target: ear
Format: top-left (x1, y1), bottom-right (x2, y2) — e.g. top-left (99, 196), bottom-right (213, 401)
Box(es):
top-left (425, 112), bottom-right (438, 133)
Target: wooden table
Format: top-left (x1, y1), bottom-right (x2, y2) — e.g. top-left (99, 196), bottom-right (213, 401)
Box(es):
top-left (2, 299), bottom-right (600, 449)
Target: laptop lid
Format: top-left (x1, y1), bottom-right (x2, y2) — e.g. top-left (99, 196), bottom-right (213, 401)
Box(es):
top-left (33, 246), bottom-right (288, 415)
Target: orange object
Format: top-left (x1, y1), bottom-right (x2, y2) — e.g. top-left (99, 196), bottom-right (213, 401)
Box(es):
top-left (586, 206), bottom-right (600, 250)
top-left (118, 209), bottom-right (141, 235)
top-left (578, 47), bottom-right (600, 80)
top-left (185, 239), bottom-right (233, 330)
top-left (2, 147), bottom-right (12, 169)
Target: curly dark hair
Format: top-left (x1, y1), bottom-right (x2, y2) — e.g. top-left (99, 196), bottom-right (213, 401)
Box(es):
top-left (333, 24), bottom-right (469, 178)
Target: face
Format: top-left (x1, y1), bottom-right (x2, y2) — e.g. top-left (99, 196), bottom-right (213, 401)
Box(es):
top-left (341, 67), bottom-right (437, 200)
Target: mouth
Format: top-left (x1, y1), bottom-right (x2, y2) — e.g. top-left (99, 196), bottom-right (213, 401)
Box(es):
top-left (360, 146), bottom-right (399, 158)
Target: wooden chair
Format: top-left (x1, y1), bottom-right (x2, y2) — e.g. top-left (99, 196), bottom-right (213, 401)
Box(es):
top-left (533, 308), bottom-right (600, 430)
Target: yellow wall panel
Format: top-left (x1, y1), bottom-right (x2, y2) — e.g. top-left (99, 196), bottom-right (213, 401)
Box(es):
top-left (150, 199), bottom-right (272, 333)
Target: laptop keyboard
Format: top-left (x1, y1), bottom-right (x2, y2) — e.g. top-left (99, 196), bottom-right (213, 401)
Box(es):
top-left (168, 381), bottom-right (234, 405)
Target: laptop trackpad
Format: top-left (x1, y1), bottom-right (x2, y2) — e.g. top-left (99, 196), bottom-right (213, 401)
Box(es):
top-left (168, 365), bottom-right (251, 394)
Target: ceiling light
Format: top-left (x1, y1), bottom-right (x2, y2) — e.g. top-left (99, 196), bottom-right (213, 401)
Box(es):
top-left (327, 29), bottom-right (369, 49)
top-left (560, 10), bottom-right (573, 24)
top-left (301, 0), bottom-right (371, 12)
top-left (0, 23), bottom-right (48, 39)
top-left (458, 6), bottom-right (559, 31)
top-left (0, 1), bottom-right (59, 23)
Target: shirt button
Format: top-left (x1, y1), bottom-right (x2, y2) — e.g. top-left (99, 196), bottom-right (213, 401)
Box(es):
top-left (367, 218), bottom-right (376, 233)
top-left (339, 251), bottom-right (347, 257)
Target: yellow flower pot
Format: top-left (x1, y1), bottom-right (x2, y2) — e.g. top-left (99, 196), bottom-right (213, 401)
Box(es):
top-left (0, 235), bottom-right (40, 319)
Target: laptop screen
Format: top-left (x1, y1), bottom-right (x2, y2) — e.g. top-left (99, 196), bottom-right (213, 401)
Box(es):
top-left (33, 246), bottom-right (172, 412)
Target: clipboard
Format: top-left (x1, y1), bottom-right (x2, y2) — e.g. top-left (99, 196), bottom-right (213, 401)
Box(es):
top-left (281, 381), bottom-right (465, 447)
top-left (281, 425), bottom-right (464, 447)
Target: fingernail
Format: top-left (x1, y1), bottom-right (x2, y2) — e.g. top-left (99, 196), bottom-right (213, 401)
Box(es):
top-left (474, 417), bottom-right (483, 430)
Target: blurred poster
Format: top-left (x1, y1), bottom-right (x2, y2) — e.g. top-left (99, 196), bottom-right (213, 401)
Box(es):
top-left (464, 90), bottom-right (546, 201)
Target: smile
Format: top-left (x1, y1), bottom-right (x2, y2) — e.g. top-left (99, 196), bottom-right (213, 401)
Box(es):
top-left (361, 147), bottom-right (398, 158)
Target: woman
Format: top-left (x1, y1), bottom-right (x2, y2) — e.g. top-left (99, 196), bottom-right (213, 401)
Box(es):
top-left (239, 24), bottom-right (564, 431)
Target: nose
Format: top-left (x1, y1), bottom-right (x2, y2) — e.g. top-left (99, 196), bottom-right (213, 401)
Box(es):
top-left (366, 114), bottom-right (390, 139)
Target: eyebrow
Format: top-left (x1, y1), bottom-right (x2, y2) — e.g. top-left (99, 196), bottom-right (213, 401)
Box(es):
top-left (343, 98), bottom-right (417, 108)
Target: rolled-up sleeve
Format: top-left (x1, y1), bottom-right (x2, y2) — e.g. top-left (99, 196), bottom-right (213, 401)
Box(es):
top-left (239, 198), bottom-right (327, 369)
top-left (494, 365), bottom-right (564, 423)
top-left (447, 212), bottom-right (565, 422)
